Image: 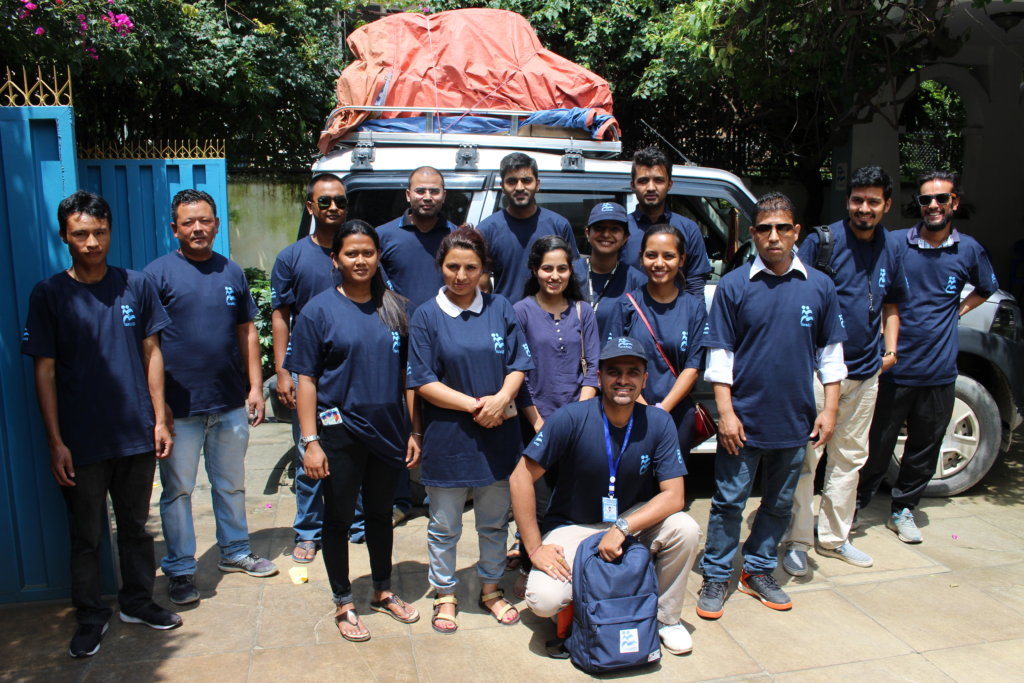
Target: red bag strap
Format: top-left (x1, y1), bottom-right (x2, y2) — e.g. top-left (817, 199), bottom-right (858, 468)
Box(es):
top-left (625, 293), bottom-right (678, 378)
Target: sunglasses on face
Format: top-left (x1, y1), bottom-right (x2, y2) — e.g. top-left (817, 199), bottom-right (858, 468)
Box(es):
top-left (916, 193), bottom-right (954, 206)
top-left (752, 223), bottom-right (795, 235)
top-left (315, 195), bottom-right (348, 210)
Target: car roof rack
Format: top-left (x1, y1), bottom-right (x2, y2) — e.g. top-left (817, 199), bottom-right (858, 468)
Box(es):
top-left (325, 105), bottom-right (622, 159)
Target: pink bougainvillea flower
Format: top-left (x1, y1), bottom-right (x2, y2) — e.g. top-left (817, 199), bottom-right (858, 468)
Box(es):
top-left (25, 2), bottom-right (37, 9)
top-left (34, 26), bottom-right (45, 35)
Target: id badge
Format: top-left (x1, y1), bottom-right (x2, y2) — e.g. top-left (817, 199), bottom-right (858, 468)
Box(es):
top-left (319, 407), bottom-right (343, 426)
top-left (602, 496), bottom-right (618, 523)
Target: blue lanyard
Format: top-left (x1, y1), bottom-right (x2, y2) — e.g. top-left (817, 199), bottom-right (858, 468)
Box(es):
top-left (601, 406), bottom-right (634, 499)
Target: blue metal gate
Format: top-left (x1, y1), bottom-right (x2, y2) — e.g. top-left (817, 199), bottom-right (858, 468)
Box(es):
top-left (0, 73), bottom-right (85, 603)
top-left (77, 144), bottom-right (230, 269)
top-left (1, 68), bottom-right (229, 603)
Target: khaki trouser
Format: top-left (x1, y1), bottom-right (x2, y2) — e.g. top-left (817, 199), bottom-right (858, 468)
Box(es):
top-left (525, 507), bottom-right (701, 625)
top-left (785, 372), bottom-right (878, 550)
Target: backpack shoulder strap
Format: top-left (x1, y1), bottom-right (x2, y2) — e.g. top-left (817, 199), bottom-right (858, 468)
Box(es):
top-left (808, 224), bottom-right (836, 278)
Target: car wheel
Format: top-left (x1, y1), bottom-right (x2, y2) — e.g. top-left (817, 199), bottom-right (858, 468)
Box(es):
top-left (888, 375), bottom-right (1001, 496)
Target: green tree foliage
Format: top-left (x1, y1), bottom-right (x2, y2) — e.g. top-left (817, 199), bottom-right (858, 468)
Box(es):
top-left (2, 0), bottom-right (352, 168)
top-left (435, 0), bottom-right (997, 216)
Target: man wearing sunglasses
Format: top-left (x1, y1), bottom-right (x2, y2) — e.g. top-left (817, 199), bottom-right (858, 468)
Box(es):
top-left (857, 171), bottom-right (997, 544)
top-left (780, 167), bottom-right (908, 579)
top-left (271, 173), bottom-right (348, 563)
top-left (697, 192), bottom-right (846, 620)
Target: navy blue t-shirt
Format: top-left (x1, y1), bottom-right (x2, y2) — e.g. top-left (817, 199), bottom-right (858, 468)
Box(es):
top-left (21, 267), bottom-right (171, 465)
top-left (705, 262), bottom-right (847, 448)
top-left (270, 236), bottom-right (336, 319)
top-left (572, 256), bottom-right (648, 340)
top-left (477, 207), bottom-right (579, 303)
top-left (622, 209), bottom-right (712, 298)
top-left (407, 292), bottom-right (535, 487)
top-left (144, 251), bottom-right (258, 418)
top-left (798, 221), bottom-right (908, 379)
top-left (377, 213), bottom-right (457, 309)
top-left (887, 226), bottom-right (997, 386)
top-left (524, 400), bottom-right (686, 534)
top-left (285, 289), bottom-right (410, 464)
top-left (605, 287), bottom-right (707, 413)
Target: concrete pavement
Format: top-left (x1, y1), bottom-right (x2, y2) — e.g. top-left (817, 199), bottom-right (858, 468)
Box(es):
top-left (2, 422), bottom-right (1023, 681)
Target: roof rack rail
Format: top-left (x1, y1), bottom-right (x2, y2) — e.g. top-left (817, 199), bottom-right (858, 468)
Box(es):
top-left (326, 105), bottom-right (622, 159)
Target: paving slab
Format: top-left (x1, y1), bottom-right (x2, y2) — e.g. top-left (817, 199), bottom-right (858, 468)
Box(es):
top-left (2, 422), bottom-right (1022, 682)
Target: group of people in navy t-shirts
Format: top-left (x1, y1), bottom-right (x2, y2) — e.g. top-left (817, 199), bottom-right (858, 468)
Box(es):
top-left (22, 147), bottom-right (997, 662)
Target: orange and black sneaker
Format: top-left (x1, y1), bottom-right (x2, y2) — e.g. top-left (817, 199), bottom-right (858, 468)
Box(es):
top-left (695, 578), bottom-right (728, 620)
top-left (738, 571), bottom-right (792, 611)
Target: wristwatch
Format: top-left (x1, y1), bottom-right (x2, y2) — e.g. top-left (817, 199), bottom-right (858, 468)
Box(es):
top-left (614, 517), bottom-right (631, 537)
top-left (882, 350), bottom-right (897, 361)
top-left (299, 434), bottom-right (320, 447)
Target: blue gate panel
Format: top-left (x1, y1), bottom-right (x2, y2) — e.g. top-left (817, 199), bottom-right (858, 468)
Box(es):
top-left (76, 158), bottom-right (230, 270)
top-left (0, 106), bottom-right (82, 603)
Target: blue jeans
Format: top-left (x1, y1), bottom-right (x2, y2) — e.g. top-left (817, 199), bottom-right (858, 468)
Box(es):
top-left (291, 373), bottom-right (324, 544)
top-left (700, 444), bottom-right (804, 582)
top-left (159, 407), bottom-right (252, 576)
top-left (425, 481), bottom-right (511, 592)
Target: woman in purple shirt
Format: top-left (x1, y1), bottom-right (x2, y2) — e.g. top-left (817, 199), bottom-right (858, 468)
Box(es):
top-left (515, 236), bottom-right (601, 430)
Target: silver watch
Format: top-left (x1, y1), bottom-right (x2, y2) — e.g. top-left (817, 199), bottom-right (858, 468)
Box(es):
top-left (299, 434), bottom-right (320, 447)
top-left (614, 517), bottom-right (631, 537)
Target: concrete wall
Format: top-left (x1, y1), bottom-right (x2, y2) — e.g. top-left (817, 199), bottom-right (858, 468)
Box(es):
top-left (227, 174), bottom-right (307, 272)
top-left (829, 1), bottom-right (1024, 289)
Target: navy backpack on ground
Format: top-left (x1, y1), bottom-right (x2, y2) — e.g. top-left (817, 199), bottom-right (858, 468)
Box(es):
top-left (564, 532), bottom-right (661, 673)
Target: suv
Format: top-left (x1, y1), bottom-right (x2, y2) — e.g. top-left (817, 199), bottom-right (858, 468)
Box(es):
top-left (307, 109), bottom-right (1023, 495)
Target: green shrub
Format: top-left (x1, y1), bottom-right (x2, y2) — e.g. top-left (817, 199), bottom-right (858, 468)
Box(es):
top-left (244, 267), bottom-right (274, 380)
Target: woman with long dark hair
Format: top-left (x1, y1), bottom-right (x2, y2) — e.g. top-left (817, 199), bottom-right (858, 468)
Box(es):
top-left (607, 224), bottom-right (707, 461)
top-left (286, 219), bottom-right (420, 642)
top-left (516, 235), bottom-right (600, 431)
top-left (407, 227), bottom-right (533, 634)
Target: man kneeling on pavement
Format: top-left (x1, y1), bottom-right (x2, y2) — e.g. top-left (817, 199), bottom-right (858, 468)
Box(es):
top-left (510, 336), bottom-right (701, 656)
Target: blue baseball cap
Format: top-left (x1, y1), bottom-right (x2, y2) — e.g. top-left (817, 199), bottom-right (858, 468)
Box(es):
top-left (599, 336), bottom-right (648, 364)
top-left (587, 202), bottom-right (628, 227)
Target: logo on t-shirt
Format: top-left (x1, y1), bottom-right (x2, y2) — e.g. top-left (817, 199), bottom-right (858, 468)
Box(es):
top-left (121, 304), bottom-right (137, 327)
top-left (21, 327), bottom-right (29, 342)
top-left (676, 448), bottom-right (683, 464)
top-left (391, 331), bottom-right (400, 354)
top-left (991, 273), bottom-right (998, 289)
top-left (522, 342), bottom-right (531, 358)
top-left (702, 322), bottom-right (710, 336)
top-left (225, 286), bottom-right (237, 306)
top-left (838, 313), bottom-right (845, 328)
top-left (532, 431), bottom-right (544, 446)
top-left (639, 454), bottom-right (651, 474)
top-left (406, 362), bottom-right (412, 376)
top-left (944, 275), bottom-right (958, 294)
top-left (878, 267), bottom-right (887, 289)
top-left (679, 330), bottom-right (689, 352)
top-left (799, 305), bottom-right (814, 328)
top-left (491, 333), bottom-right (505, 354)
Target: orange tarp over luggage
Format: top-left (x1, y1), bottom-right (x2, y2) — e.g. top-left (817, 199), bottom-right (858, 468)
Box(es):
top-left (317, 8), bottom-right (617, 153)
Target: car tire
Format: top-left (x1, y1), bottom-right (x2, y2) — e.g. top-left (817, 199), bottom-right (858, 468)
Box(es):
top-left (888, 375), bottom-right (1001, 497)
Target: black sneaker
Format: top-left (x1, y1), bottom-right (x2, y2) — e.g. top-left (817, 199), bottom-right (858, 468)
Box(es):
top-left (168, 574), bottom-right (200, 605)
top-left (69, 622), bottom-right (108, 658)
top-left (120, 603), bottom-right (183, 630)
top-left (738, 571), bottom-right (792, 611)
top-left (695, 578), bottom-right (728, 620)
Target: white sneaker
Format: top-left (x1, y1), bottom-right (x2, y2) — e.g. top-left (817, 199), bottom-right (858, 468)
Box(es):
top-left (658, 620), bottom-right (693, 655)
